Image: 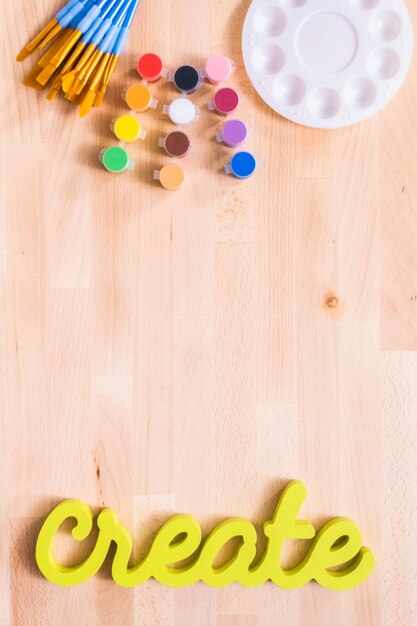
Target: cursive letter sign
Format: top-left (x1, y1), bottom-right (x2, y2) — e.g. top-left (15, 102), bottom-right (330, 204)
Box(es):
top-left (36, 481), bottom-right (375, 590)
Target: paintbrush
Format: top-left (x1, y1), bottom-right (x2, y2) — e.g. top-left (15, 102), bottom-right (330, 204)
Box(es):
top-left (17, 0), bottom-right (141, 113)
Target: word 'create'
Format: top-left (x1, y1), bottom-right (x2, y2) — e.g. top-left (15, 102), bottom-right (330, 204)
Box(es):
top-left (36, 481), bottom-right (375, 590)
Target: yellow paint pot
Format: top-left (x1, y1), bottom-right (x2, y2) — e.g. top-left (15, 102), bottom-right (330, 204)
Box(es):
top-left (111, 115), bottom-right (147, 143)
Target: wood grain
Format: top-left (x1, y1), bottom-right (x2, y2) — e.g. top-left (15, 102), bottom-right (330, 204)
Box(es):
top-left (1, 0), bottom-right (417, 624)
top-left (380, 1), bottom-right (417, 350)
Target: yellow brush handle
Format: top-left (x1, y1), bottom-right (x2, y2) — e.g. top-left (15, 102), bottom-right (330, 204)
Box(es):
top-left (78, 54), bottom-right (109, 116)
top-left (88, 53), bottom-right (109, 91)
top-left (78, 48), bottom-right (103, 82)
top-left (103, 55), bottom-right (118, 85)
top-left (93, 55), bottom-right (118, 107)
top-left (16, 18), bottom-right (58, 60)
top-left (50, 29), bottom-right (82, 68)
top-left (65, 51), bottom-right (101, 101)
top-left (23, 31), bottom-right (70, 89)
top-left (63, 41), bottom-right (86, 72)
top-left (37, 23), bottom-right (63, 51)
top-left (37, 29), bottom-right (72, 69)
top-left (73, 43), bottom-right (97, 74)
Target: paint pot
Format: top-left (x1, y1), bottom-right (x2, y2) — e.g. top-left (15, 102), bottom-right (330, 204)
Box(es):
top-left (208, 87), bottom-right (239, 116)
top-left (216, 119), bottom-right (248, 148)
top-left (170, 65), bottom-right (202, 94)
top-left (154, 163), bottom-right (185, 190)
top-left (137, 53), bottom-right (167, 82)
top-left (202, 55), bottom-right (235, 85)
top-left (100, 146), bottom-right (135, 174)
top-left (159, 131), bottom-right (191, 158)
top-left (163, 98), bottom-right (199, 126)
top-left (111, 115), bottom-right (147, 143)
top-left (123, 84), bottom-right (158, 113)
top-left (225, 151), bottom-right (257, 179)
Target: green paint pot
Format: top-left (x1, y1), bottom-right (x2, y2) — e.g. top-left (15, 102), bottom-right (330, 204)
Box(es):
top-left (100, 146), bottom-right (135, 173)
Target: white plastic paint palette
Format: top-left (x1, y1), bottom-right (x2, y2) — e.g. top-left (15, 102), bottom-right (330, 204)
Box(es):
top-left (242, 0), bottom-right (413, 128)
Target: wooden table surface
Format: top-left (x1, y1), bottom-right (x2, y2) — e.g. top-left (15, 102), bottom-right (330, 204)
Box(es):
top-left (1, 0), bottom-right (417, 624)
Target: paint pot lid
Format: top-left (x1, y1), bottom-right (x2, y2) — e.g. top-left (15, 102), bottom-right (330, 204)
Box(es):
top-left (174, 65), bottom-right (200, 92)
top-left (222, 119), bottom-right (248, 146)
top-left (214, 87), bottom-right (239, 114)
top-left (205, 55), bottom-right (233, 83)
top-left (159, 163), bottom-right (185, 190)
top-left (137, 53), bottom-right (163, 80)
top-left (125, 84), bottom-right (152, 110)
top-left (169, 98), bottom-right (197, 125)
top-left (114, 115), bottom-right (141, 142)
top-left (230, 151), bottom-right (257, 179)
top-left (102, 146), bottom-right (129, 173)
top-left (164, 131), bottom-right (191, 157)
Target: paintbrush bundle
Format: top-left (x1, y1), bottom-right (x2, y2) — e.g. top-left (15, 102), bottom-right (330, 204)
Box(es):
top-left (16, 0), bottom-right (140, 116)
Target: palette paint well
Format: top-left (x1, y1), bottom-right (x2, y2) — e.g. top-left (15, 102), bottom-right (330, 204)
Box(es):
top-left (242, 0), bottom-right (413, 128)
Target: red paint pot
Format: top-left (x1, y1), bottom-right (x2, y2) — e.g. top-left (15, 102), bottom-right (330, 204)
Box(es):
top-left (137, 53), bottom-right (166, 82)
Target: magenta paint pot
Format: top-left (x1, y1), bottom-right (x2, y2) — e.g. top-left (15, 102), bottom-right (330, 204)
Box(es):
top-left (208, 87), bottom-right (240, 116)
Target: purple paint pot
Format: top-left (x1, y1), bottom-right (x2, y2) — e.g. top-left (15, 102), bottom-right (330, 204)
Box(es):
top-left (216, 119), bottom-right (248, 148)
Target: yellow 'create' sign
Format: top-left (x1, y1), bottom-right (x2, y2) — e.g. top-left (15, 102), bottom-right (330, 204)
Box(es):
top-left (36, 481), bottom-right (375, 590)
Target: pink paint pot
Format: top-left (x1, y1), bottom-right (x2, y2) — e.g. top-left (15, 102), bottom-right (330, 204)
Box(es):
top-left (208, 87), bottom-right (240, 116)
top-left (201, 55), bottom-right (235, 85)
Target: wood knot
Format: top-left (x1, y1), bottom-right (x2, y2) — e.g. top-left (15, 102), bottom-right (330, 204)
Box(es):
top-left (325, 295), bottom-right (339, 309)
top-left (324, 293), bottom-right (344, 320)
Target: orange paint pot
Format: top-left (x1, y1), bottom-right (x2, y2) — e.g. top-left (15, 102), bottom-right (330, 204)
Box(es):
top-left (154, 163), bottom-right (185, 191)
top-left (123, 83), bottom-right (158, 113)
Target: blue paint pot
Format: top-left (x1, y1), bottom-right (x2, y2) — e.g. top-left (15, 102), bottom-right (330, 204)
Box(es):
top-left (225, 151), bottom-right (257, 179)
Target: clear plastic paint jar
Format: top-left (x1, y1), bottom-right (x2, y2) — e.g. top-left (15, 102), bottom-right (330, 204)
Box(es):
top-left (208, 87), bottom-right (240, 116)
top-left (123, 84), bottom-right (158, 113)
top-left (169, 65), bottom-right (202, 94)
top-left (163, 97), bottom-right (199, 126)
top-left (224, 151), bottom-right (257, 179)
top-left (201, 55), bottom-right (235, 85)
top-left (216, 119), bottom-right (248, 148)
top-left (158, 131), bottom-right (191, 158)
top-left (111, 114), bottom-right (147, 143)
top-left (137, 53), bottom-right (168, 82)
top-left (100, 146), bottom-right (135, 173)
top-left (154, 163), bottom-right (185, 190)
